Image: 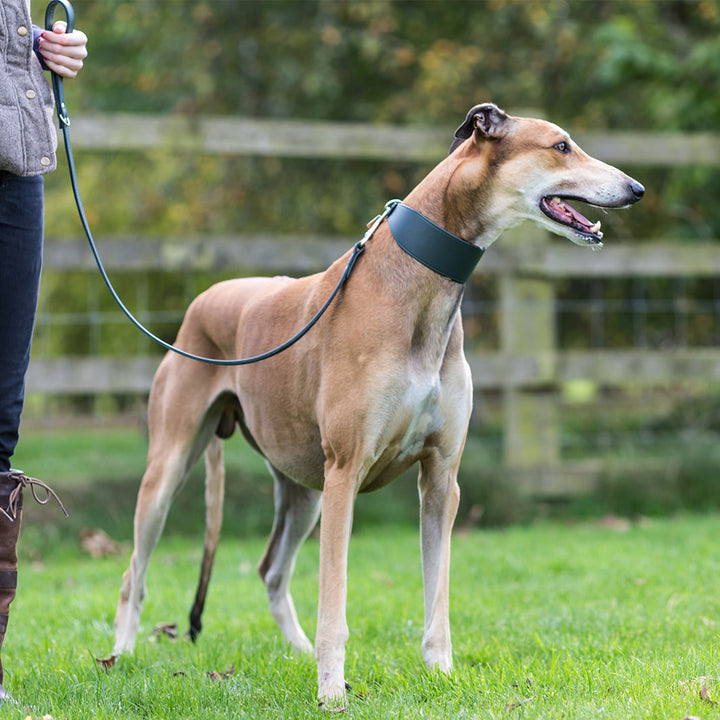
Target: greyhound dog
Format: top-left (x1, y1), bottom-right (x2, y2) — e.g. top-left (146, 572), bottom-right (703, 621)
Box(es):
top-left (110, 104), bottom-right (644, 709)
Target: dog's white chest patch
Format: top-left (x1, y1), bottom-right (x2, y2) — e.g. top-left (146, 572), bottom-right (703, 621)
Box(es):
top-left (396, 380), bottom-right (443, 461)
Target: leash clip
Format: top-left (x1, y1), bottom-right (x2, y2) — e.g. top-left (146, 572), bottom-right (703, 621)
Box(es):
top-left (360, 198), bottom-right (401, 248)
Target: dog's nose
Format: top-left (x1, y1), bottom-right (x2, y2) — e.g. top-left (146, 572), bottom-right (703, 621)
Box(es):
top-left (630, 180), bottom-right (645, 201)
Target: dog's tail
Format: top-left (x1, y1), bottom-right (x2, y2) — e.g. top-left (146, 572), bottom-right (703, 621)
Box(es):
top-left (186, 436), bottom-right (225, 642)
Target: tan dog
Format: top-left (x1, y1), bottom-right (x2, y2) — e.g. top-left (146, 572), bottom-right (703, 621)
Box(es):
top-left (111, 104), bottom-right (643, 708)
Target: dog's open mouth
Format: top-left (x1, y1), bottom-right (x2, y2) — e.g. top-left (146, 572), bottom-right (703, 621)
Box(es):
top-left (540, 196), bottom-right (604, 245)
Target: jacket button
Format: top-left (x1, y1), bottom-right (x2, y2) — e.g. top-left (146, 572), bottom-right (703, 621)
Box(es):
top-left (40, 157), bottom-right (51, 167)
top-left (18, 26), bottom-right (28, 36)
top-left (26, 89), bottom-right (36, 99)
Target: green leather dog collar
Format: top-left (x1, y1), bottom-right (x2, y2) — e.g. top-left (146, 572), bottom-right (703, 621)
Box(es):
top-left (387, 203), bottom-right (484, 284)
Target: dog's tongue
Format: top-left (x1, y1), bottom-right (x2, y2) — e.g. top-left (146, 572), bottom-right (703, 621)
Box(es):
top-left (547, 196), bottom-right (602, 236)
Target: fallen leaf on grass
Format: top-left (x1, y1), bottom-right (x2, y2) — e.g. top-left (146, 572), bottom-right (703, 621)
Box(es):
top-left (700, 683), bottom-right (718, 705)
top-left (79, 527), bottom-right (126, 558)
top-left (95, 654), bottom-right (117, 671)
top-left (505, 696), bottom-right (534, 712)
top-left (680, 676), bottom-right (720, 705)
top-left (207, 664), bottom-right (235, 681)
top-left (511, 677), bottom-right (533, 689)
top-left (152, 622), bottom-right (178, 642)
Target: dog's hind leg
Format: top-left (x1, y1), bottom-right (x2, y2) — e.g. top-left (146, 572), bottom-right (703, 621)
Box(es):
top-left (417, 451), bottom-right (461, 674)
top-left (187, 435), bottom-right (225, 642)
top-left (113, 362), bottom-right (222, 656)
top-left (113, 450), bottom-right (189, 656)
top-left (258, 463), bottom-right (321, 654)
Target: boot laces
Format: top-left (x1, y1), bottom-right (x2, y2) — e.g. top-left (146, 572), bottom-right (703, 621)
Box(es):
top-left (1, 472), bottom-right (68, 522)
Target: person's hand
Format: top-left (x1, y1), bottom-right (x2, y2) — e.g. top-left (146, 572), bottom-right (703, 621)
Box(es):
top-left (38, 21), bottom-right (87, 78)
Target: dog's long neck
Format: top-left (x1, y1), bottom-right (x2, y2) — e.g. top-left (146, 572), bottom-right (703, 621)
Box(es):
top-left (354, 149), bottom-right (502, 366)
top-left (404, 147), bottom-right (499, 248)
top-left (367, 232), bottom-right (464, 367)
top-left (362, 174), bottom-right (480, 366)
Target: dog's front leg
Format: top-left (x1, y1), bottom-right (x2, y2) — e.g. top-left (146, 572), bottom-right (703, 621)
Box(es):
top-left (418, 452), bottom-right (461, 673)
top-left (314, 468), bottom-right (358, 710)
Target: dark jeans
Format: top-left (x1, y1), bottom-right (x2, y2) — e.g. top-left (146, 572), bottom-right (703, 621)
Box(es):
top-left (0, 171), bottom-right (44, 473)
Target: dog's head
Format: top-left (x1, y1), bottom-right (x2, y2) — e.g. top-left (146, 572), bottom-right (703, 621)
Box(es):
top-left (448, 103), bottom-right (645, 248)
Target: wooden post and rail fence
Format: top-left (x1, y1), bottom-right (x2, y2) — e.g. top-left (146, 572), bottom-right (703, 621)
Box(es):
top-left (26, 113), bottom-right (720, 497)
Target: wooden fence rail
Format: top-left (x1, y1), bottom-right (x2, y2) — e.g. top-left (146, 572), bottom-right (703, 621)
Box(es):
top-left (41, 233), bottom-right (720, 277)
top-left (63, 113), bottom-right (720, 166)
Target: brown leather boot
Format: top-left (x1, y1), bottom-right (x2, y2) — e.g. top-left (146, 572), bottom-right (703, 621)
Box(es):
top-left (0, 471), bottom-right (22, 701)
top-left (0, 470), bottom-right (67, 701)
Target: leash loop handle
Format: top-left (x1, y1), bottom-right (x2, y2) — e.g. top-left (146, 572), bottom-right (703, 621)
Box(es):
top-left (44, 0), bottom-right (74, 128)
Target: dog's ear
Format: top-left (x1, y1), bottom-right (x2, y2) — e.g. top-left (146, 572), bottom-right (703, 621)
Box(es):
top-left (473, 103), bottom-right (509, 139)
top-left (449, 103), bottom-right (509, 154)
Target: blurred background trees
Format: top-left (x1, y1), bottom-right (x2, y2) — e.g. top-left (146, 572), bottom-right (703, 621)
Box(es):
top-left (36, 0), bottom-right (720, 241)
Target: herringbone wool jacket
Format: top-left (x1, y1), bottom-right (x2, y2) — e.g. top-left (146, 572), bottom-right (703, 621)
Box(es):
top-left (0, 0), bottom-right (57, 176)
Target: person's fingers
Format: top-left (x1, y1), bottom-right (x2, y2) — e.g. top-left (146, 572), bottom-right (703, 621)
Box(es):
top-left (40, 52), bottom-right (84, 78)
top-left (38, 24), bottom-right (87, 78)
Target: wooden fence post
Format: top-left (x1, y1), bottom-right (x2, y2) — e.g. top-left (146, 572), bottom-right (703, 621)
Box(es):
top-left (499, 226), bottom-right (560, 494)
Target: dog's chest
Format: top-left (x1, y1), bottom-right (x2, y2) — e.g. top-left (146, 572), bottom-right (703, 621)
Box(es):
top-left (396, 378), bottom-right (444, 460)
top-left (359, 375), bottom-right (445, 492)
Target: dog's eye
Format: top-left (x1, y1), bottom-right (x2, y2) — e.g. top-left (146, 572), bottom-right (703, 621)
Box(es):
top-left (554, 141), bottom-right (570, 154)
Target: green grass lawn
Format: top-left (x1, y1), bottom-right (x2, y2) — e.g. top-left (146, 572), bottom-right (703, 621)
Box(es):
top-left (4, 515), bottom-right (720, 718)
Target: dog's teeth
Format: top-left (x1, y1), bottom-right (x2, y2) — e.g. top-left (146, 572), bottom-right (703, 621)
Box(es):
top-left (589, 221), bottom-right (602, 234)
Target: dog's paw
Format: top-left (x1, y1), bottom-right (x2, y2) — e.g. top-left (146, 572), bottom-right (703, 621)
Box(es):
top-left (421, 637), bottom-right (454, 675)
top-left (317, 677), bottom-right (349, 713)
top-left (317, 699), bottom-right (347, 714)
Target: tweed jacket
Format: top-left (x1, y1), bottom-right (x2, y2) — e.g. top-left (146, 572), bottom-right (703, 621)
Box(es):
top-left (0, 0), bottom-right (57, 176)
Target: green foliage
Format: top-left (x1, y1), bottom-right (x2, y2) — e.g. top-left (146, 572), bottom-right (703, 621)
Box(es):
top-left (46, 0), bottom-right (720, 130)
top-left (33, 0), bottom-right (719, 240)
